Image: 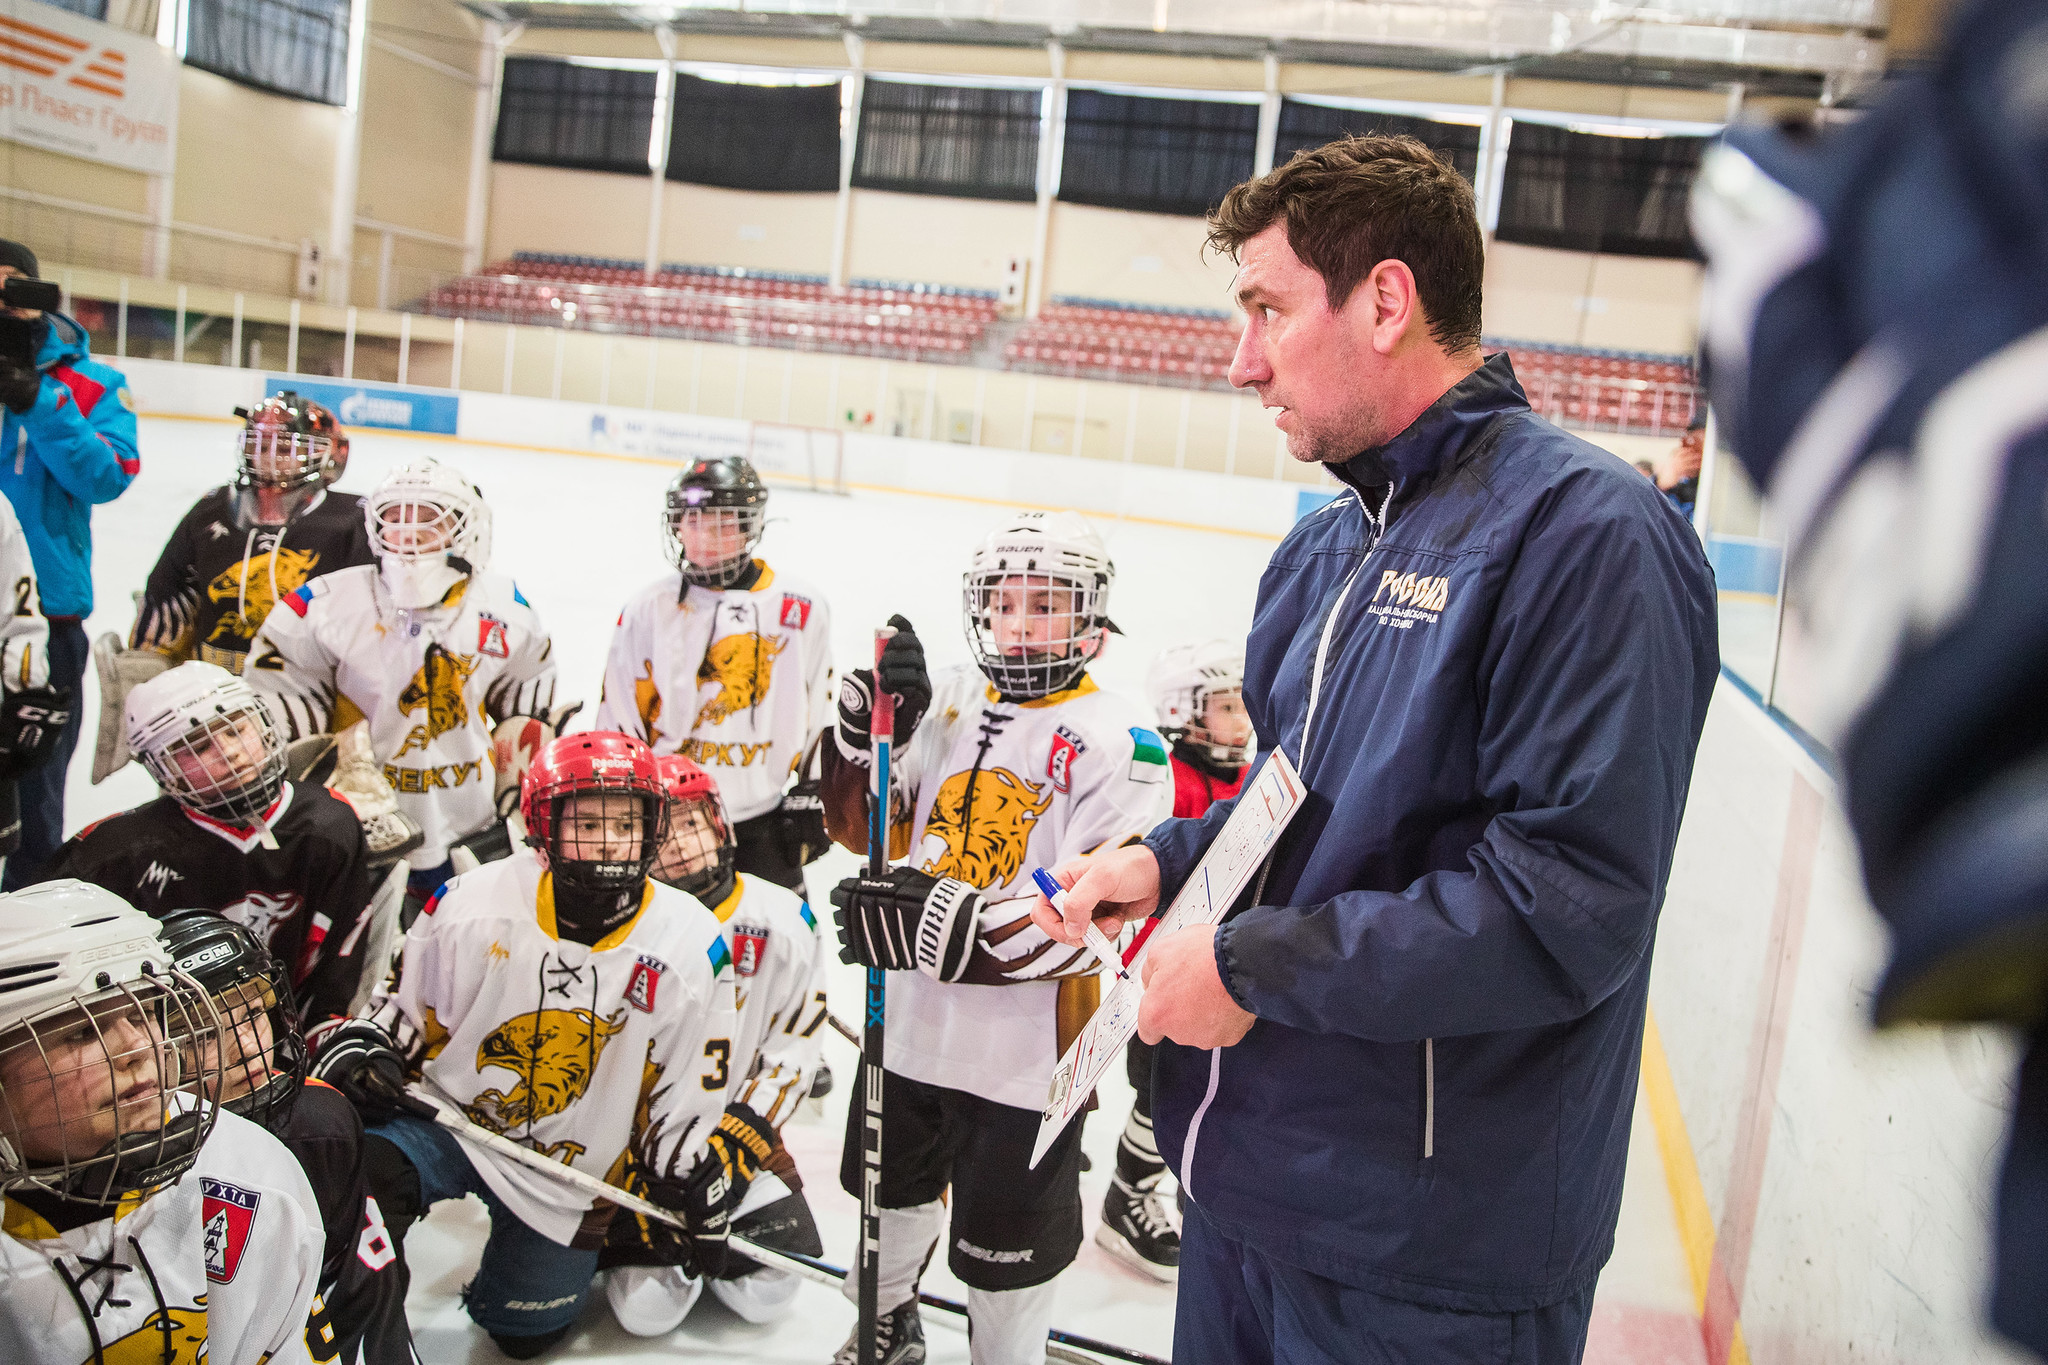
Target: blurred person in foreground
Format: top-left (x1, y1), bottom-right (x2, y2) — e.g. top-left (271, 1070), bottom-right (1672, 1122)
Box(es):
top-left (1034, 136), bottom-right (1718, 1364)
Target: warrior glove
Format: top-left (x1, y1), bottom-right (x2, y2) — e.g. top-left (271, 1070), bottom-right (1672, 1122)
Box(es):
top-left (0, 684), bottom-right (73, 778)
top-left (834, 615), bottom-right (931, 764)
top-left (310, 1019), bottom-right (412, 1122)
top-left (830, 867), bottom-right (981, 983)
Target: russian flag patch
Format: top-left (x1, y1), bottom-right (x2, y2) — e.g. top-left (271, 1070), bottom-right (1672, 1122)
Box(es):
top-left (283, 585), bottom-right (314, 617)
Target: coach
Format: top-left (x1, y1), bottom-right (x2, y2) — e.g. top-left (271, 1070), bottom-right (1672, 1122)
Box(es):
top-left (1037, 137), bottom-right (1718, 1362)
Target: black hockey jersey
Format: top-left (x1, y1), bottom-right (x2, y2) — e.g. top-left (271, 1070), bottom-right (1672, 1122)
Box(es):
top-left (134, 486), bottom-right (376, 674)
top-left (292, 1081), bottom-right (418, 1365)
top-left (46, 781), bottom-right (375, 1025)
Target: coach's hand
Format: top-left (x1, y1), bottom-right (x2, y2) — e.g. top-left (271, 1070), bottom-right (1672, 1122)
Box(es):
top-left (1029, 844), bottom-right (1161, 947)
top-left (1137, 924), bottom-right (1255, 1049)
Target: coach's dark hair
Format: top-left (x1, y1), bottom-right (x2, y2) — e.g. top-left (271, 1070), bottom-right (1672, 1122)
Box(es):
top-left (1207, 134), bottom-right (1485, 353)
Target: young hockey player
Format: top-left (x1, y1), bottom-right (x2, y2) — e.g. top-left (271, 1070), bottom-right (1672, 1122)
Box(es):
top-left (1093, 640), bottom-right (1255, 1280)
top-left (596, 456), bottom-right (834, 893)
top-left (604, 752), bottom-right (829, 1336)
top-left (244, 457), bottom-right (559, 900)
top-left (159, 907), bottom-right (419, 1364)
top-left (821, 510), bottom-right (1171, 1365)
top-left (45, 661), bottom-right (377, 1029)
top-left (0, 880), bottom-right (327, 1364)
top-left (92, 392), bottom-right (373, 782)
top-left (310, 732), bottom-right (747, 1359)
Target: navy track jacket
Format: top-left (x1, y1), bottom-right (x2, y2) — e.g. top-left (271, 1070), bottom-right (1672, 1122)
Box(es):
top-left (1144, 355), bottom-right (1719, 1312)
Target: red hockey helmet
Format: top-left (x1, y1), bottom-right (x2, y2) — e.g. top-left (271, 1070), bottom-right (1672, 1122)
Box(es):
top-left (520, 732), bottom-right (668, 894)
top-left (650, 753), bottom-right (737, 906)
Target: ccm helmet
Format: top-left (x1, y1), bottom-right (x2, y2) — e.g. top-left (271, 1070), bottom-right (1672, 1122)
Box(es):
top-left (521, 732), bottom-right (669, 895)
top-left (649, 753), bottom-right (737, 907)
top-left (663, 456), bottom-right (768, 589)
top-left (365, 458), bottom-right (493, 610)
top-left (159, 909), bottom-right (307, 1138)
top-left (126, 662), bottom-right (289, 828)
top-left (962, 510), bottom-right (1116, 701)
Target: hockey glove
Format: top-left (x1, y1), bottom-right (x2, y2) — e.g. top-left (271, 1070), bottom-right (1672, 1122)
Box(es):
top-left (648, 1152), bottom-right (733, 1280)
top-left (309, 1019), bottom-right (412, 1122)
top-left (829, 867), bottom-right (981, 982)
top-left (703, 1102), bottom-right (776, 1210)
top-left (774, 784), bottom-right (830, 866)
top-left (0, 684), bottom-right (73, 779)
top-left (833, 615), bottom-right (931, 765)
top-left (329, 721), bottom-right (425, 864)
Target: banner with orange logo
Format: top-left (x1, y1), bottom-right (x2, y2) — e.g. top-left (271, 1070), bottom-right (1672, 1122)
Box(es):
top-left (0, 0), bottom-right (178, 174)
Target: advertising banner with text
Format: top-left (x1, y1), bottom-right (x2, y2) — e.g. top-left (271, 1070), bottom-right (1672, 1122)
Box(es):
top-left (0, 0), bottom-right (177, 175)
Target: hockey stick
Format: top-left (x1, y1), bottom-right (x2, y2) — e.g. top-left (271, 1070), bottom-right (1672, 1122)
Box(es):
top-left (393, 1094), bottom-right (1167, 1365)
top-left (858, 624), bottom-right (896, 1365)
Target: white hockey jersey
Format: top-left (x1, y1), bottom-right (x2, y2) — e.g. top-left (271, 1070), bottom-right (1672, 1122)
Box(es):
top-left (245, 565), bottom-right (556, 869)
top-left (595, 565), bottom-right (832, 823)
top-left (0, 494), bottom-right (50, 693)
top-left (0, 1108), bottom-right (326, 1365)
top-left (883, 665), bottom-right (1170, 1110)
top-left (704, 872), bottom-right (829, 1129)
top-left (384, 852), bottom-right (738, 1248)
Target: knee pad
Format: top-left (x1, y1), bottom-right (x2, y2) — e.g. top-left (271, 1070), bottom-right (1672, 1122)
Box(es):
top-left (606, 1265), bottom-right (702, 1337)
top-left (709, 1268), bottom-right (800, 1324)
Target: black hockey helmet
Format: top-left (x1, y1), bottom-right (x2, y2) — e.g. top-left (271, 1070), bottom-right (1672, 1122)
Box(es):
top-left (159, 908), bottom-right (307, 1138)
top-left (662, 456), bottom-right (768, 588)
top-left (232, 389), bottom-right (350, 492)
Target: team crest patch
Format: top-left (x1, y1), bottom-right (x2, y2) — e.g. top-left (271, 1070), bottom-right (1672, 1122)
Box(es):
top-left (731, 924), bottom-right (770, 977)
top-left (1047, 725), bottom-right (1087, 794)
top-left (779, 594), bottom-right (813, 630)
top-left (627, 955), bottom-right (664, 1013)
top-left (201, 1177), bottom-right (261, 1283)
top-left (478, 614), bottom-right (510, 658)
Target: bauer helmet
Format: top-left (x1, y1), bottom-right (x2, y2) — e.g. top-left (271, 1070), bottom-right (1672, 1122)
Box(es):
top-left (232, 391), bottom-right (349, 492)
top-left (962, 510), bottom-right (1116, 701)
top-left (1148, 640), bottom-right (1253, 768)
top-left (365, 458), bottom-right (493, 610)
top-left (521, 731), bottom-right (669, 896)
top-left (663, 456), bottom-right (768, 589)
top-left (0, 882), bottom-right (222, 1206)
top-left (649, 753), bottom-right (737, 908)
top-left (127, 661), bottom-right (289, 828)
top-left (159, 909), bottom-right (306, 1138)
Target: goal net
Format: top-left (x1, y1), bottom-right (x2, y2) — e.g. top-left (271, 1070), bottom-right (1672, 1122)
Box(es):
top-left (746, 422), bottom-right (848, 495)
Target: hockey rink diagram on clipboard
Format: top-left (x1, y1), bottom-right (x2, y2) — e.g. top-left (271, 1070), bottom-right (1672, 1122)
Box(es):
top-left (1032, 750), bottom-right (1307, 1167)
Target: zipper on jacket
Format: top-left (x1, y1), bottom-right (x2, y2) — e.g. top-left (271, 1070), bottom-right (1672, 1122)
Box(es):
top-left (1300, 484), bottom-right (1391, 761)
top-left (1421, 1037), bottom-right (1435, 1160)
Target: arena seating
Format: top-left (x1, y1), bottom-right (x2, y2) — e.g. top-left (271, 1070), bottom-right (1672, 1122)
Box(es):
top-left (1496, 341), bottom-right (1699, 436)
top-left (1003, 299), bottom-right (1241, 389)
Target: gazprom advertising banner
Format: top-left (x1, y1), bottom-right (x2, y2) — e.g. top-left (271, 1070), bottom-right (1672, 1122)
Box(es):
top-left (269, 378), bottom-right (461, 436)
top-left (0, 0), bottom-right (178, 175)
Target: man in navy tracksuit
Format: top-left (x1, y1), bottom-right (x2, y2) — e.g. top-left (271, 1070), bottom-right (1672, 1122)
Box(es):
top-left (0, 240), bottom-right (140, 886)
top-left (1039, 137), bottom-right (1718, 1361)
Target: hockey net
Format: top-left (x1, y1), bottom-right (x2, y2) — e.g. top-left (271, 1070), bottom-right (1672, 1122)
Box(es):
top-left (746, 422), bottom-right (848, 495)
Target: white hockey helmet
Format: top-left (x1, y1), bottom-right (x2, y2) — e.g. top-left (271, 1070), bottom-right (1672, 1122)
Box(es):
top-left (364, 457), bottom-right (493, 609)
top-left (126, 661), bottom-right (288, 826)
top-left (1147, 639), bottom-right (1253, 767)
top-left (0, 882), bottom-right (222, 1205)
top-left (961, 510), bottom-right (1117, 701)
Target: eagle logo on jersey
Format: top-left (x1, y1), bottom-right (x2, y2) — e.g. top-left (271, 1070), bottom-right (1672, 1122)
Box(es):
top-left (205, 546), bottom-right (321, 644)
top-left (633, 658), bottom-right (663, 746)
top-left (397, 647), bottom-right (481, 755)
top-left (695, 633), bottom-right (787, 728)
top-left (917, 767), bottom-right (1054, 890)
top-left (467, 1006), bottom-right (628, 1132)
top-left (93, 1301), bottom-right (209, 1365)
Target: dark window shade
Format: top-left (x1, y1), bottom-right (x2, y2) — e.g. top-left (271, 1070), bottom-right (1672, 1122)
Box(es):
top-left (185, 0), bottom-right (350, 106)
top-left (1494, 122), bottom-right (1707, 258)
top-left (853, 81), bottom-right (1040, 201)
top-left (667, 74), bottom-right (842, 192)
top-left (493, 58), bottom-right (657, 176)
top-left (1057, 89), bottom-right (1259, 218)
top-left (43, 0), bottom-right (109, 19)
top-left (1273, 101), bottom-right (1481, 184)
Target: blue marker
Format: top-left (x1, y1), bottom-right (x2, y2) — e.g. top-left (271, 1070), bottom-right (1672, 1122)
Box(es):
top-left (1033, 867), bottom-right (1129, 983)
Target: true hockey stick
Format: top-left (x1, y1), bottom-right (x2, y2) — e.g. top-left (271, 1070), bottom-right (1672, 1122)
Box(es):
top-left (396, 1094), bottom-right (1168, 1365)
top-left (858, 624), bottom-right (896, 1365)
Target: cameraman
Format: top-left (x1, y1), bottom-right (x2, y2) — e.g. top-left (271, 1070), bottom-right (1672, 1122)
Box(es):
top-left (0, 239), bottom-right (138, 886)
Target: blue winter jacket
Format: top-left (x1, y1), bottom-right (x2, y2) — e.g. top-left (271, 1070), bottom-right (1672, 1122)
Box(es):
top-left (1145, 355), bottom-right (1718, 1312)
top-left (0, 312), bottom-right (140, 617)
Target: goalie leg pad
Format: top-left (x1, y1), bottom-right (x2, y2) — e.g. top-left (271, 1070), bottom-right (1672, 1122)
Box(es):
top-left (90, 633), bottom-right (170, 785)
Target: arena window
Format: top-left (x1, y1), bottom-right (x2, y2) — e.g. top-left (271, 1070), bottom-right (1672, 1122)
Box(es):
top-left (1492, 121), bottom-right (1710, 259)
top-left (1271, 101), bottom-right (1483, 185)
top-left (1056, 88), bottom-right (1260, 218)
top-left (184, 0), bottom-right (351, 106)
top-left (852, 80), bottom-right (1042, 202)
top-left (666, 72), bottom-right (843, 193)
top-left (491, 57), bottom-right (660, 177)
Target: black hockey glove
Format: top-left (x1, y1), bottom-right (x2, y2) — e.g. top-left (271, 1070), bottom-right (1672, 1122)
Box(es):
top-left (834, 615), bottom-right (931, 764)
top-left (0, 357), bottom-right (41, 414)
top-left (648, 1152), bottom-right (733, 1280)
top-left (829, 867), bottom-right (982, 982)
top-left (702, 1102), bottom-right (775, 1210)
top-left (773, 783), bottom-right (829, 866)
top-left (309, 1019), bottom-right (412, 1122)
top-left (0, 684), bottom-right (73, 778)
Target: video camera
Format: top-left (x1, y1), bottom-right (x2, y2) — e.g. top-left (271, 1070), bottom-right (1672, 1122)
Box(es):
top-left (0, 277), bottom-right (61, 313)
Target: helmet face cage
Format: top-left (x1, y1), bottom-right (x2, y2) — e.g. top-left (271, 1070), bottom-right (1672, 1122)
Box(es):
top-left (368, 492), bottom-right (470, 566)
top-left (137, 694), bottom-right (288, 826)
top-left (651, 788), bottom-right (737, 904)
top-left (963, 567), bottom-right (1109, 701)
top-left (235, 396), bottom-right (341, 493)
top-left (0, 970), bottom-right (222, 1206)
top-left (171, 930), bottom-right (306, 1138)
top-left (537, 779), bottom-right (669, 895)
top-left (1180, 682), bottom-right (1253, 766)
top-left (662, 500), bottom-right (766, 589)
